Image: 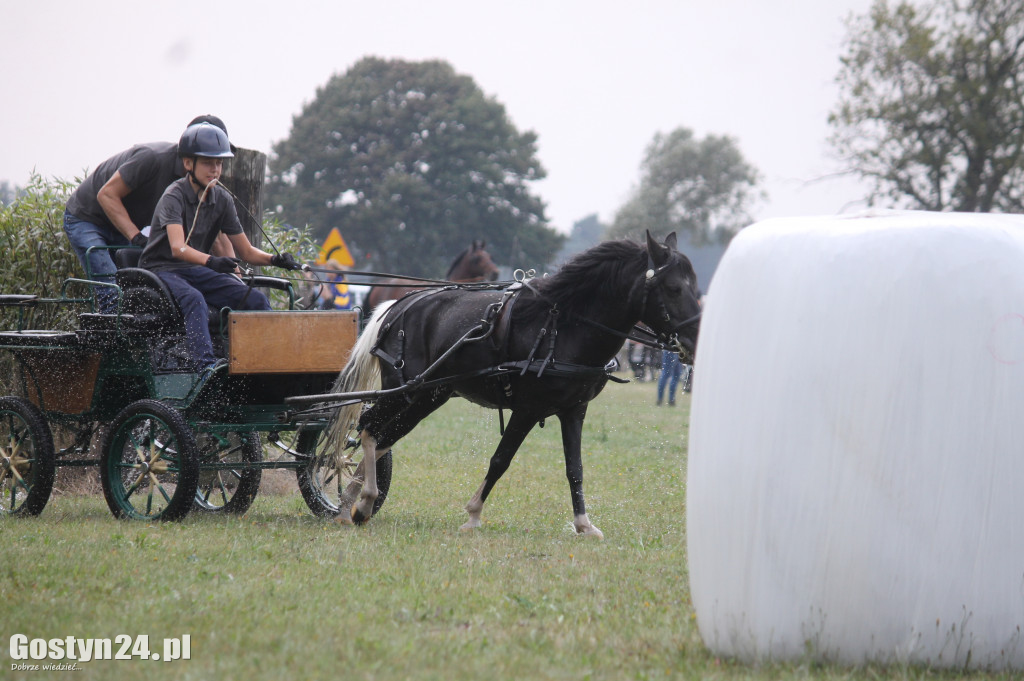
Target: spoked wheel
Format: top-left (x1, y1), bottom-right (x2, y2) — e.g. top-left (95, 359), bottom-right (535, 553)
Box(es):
top-left (291, 429), bottom-right (392, 519)
top-left (193, 431), bottom-right (262, 514)
top-left (0, 396), bottom-right (55, 516)
top-left (100, 399), bottom-right (199, 521)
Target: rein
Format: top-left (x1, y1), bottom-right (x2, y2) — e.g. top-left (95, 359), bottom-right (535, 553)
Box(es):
top-left (282, 253), bottom-right (699, 420)
top-left (302, 265), bottom-right (471, 286)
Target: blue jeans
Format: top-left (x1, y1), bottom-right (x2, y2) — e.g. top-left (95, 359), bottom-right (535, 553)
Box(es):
top-left (63, 210), bottom-right (128, 312)
top-left (157, 267), bottom-right (271, 370)
top-left (657, 351), bottom-right (682, 405)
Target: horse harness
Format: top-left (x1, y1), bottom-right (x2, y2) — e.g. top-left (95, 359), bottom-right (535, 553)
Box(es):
top-left (367, 252), bottom-right (698, 402)
top-left (370, 280), bottom-right (614, 387)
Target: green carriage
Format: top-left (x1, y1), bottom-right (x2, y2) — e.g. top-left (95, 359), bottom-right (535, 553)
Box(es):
top-left (0, 255), bottom-right (391, 521)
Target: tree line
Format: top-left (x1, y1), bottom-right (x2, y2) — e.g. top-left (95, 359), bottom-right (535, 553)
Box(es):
top-left (264, 0), bottom-right (1024, 275)
top-left (4, 0), bottom-right (1021, 283)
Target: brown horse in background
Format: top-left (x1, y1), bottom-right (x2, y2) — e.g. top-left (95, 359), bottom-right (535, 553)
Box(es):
top-left (363, 240), bottom-right (499, 317)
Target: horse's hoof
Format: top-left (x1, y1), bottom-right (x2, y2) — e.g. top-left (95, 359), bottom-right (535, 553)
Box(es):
top-left (576, 525), bottom-right (605, 540)
top-left (335, 512), bottom-right (354, 526)
top-left (351, 505), bottom-right (370, 525)
top-left (459, 518), bottom-right (481, 532)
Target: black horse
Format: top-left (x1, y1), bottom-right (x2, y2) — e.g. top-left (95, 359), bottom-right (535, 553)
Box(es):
top-left (326, 231), bottom-right (701, 537)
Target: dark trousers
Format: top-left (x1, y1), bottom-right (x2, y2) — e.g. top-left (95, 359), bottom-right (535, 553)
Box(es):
top-left (157, 267), bottom-right (271, 369)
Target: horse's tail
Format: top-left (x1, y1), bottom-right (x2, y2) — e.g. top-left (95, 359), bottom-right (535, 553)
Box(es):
top-left (324, 300), bottom-right (396, 448)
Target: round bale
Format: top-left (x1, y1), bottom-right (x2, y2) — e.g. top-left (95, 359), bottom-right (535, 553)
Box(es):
top-left (687, 211), bottom-right (1024, 670)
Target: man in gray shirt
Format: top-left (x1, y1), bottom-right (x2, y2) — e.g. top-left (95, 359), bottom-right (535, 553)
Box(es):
top-left (62, 115), bottom-right (230, 311)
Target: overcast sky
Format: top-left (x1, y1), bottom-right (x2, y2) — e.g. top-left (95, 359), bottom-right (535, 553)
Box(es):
top-left (1, 0), bottom-right (874, 234)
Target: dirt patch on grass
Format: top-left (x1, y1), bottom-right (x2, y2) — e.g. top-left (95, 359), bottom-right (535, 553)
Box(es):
top-left (259, 469), bottom-right (299, 495)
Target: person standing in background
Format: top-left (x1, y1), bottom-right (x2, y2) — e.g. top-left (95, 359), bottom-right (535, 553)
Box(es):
top-left (657, 350), bottom-right (683, 406)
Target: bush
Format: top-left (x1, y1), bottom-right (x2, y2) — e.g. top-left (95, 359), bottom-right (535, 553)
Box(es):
top-left (0, 173), bottom-right (84, 329)
top-left (256, 215), bottom-right (322, 308)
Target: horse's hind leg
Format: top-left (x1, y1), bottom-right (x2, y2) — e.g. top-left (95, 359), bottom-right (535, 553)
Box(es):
top-left (335, 445), bottom-right (388, 525)
top-left (461, 410), bottom-right (536, 532)
top-left (559, 404), bottom-right (603, 539)
top-left (350, 433), bottom-right (384, 525)
top-left (348, 389), bottom-right (453, 525)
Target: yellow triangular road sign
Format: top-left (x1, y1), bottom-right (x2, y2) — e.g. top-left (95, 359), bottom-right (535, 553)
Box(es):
top-left (317, 228), bottom-right (355, 266)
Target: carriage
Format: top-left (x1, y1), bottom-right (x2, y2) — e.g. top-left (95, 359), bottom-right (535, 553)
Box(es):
top-left (2, 231), bottom-right (701, 535)
top-left (0, 247), bottom-right (392, 521)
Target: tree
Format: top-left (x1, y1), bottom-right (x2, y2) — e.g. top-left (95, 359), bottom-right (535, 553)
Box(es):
top-left (554, 213), bottom-right (607, 264)
top-left (607, 128), bottom-right (761, 244)
top-left (829, 0), bottom-right (1024, 212)
top-left (266, 57), bottom-right (563, 276)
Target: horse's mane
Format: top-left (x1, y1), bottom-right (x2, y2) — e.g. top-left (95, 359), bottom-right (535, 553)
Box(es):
top-left (514, 239), bottom-right (647, 320)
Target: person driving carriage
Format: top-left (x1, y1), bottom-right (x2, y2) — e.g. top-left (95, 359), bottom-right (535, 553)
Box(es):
top-left (139, 122), bottom-right (301, 374)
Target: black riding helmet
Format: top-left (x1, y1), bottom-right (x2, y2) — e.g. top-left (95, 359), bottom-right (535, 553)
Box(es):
top-left (178, 123), bottom-right (234, 159)
top-left (188, 114), bottom-right (228, 135)
top-left (186, 114), bottom-right (237, 152)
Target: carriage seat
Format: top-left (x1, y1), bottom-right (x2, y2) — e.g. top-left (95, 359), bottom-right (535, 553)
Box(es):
top-left (101, 247), bottom-right (295, 332)
top-left (107, 247), bottom-right (215, 334)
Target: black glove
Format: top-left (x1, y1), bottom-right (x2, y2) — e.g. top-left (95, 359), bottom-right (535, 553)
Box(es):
top-left (270, 252), bottom-right (302, 270)
top-left (206, 255), bottom-right (238, 274)
top-left (130, 233), bottom-right (148, 248)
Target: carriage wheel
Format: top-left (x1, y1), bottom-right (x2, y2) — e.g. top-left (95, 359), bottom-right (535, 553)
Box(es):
top-left (192, 431), bottom-right (262, 515)
top-left (0, 396), bottom-right (55, 516)
top-left (100, 400), bottom-right (199, 521)
top-left (293, 429), bottom-right (392, 519)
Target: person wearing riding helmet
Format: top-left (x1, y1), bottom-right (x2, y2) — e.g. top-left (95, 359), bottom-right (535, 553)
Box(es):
top-left (139, 122), bottom-right (302, 373)
top-left (63, 115), bottom-right (234, 313)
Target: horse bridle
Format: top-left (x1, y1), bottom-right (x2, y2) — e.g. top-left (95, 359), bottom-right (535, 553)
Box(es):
top-left (547, 251), bottom-right (699, 358)
top-left (642, 251), bottom-right (702, 350)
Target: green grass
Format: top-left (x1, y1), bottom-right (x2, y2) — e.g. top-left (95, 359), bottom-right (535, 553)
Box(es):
top-left (1, 382), bottom-right (1015, 680)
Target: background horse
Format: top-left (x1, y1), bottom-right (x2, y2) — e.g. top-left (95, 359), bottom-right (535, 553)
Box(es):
top-left (363, 240), bottom-right (499, 317)
top-left (326, 231), bottom-right (701, 537)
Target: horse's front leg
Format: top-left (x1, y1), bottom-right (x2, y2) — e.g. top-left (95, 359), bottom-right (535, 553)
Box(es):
top-left (559, 404), bottom-right (603, 539)
top-left (461, 410), bottom-right (536, 532)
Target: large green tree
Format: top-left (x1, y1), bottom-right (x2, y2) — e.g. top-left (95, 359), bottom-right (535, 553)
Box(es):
top-left (607, 128), bottom-right (761, 245)
top-left (267, 57), bottom-right (562, 276)
top-left (829, 0), bottom-right (1024, 212)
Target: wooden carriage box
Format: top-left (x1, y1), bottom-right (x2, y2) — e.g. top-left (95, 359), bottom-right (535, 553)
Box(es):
top-left (227, 310), bottom-right (358, 374)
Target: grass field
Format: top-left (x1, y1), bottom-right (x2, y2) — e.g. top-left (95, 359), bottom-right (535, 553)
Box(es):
top-left (1, 380), bottom-right (1017, 680)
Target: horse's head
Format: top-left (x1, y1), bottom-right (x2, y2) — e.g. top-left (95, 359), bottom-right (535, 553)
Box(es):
top-left (448, 240), bottom-right (500, 282)
top-left (641, 231), bottom-right (702, 361)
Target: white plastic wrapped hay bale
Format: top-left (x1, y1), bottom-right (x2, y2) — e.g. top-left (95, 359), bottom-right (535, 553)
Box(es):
top-left (687, 211), bottom-right (1024, 670)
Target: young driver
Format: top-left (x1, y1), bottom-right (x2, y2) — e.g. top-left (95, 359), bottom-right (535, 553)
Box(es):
top-left (139, 122), bottom-right (301, 373)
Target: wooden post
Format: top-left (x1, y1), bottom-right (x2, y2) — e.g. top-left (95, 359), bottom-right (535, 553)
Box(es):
top-left (221, 148), bottom-right (266, 250)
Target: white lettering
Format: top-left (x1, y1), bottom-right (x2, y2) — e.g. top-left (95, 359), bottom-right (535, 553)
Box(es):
top-left (28, 639), bottom-right (46, 659)
top-left (10, 634), bottom-right (27, 660)
top-left (9, 634), bottom-right (188, 663)
top-left (163, 637), bottom-right (180, 662)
